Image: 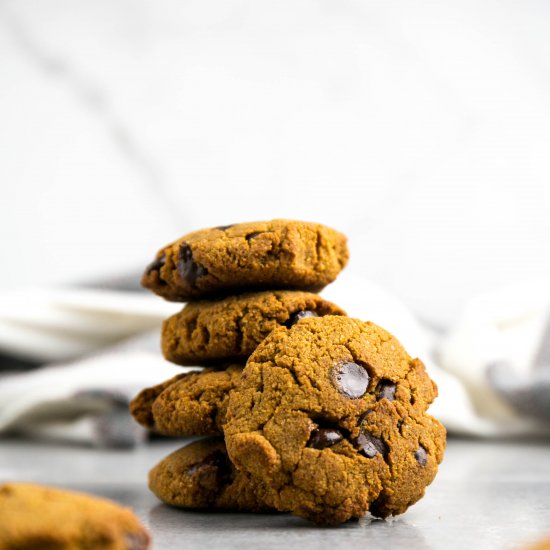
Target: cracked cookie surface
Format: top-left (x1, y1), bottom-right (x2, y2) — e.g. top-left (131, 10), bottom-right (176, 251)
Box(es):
top-left (130, 365), bottom-right (243, 437)
top-left (149, 438), bottom-right (275, 512)
top-left (141, 220), bottom-right (349, 301)
top-left (162, 290), bottom-right (345, 365)
top-left (224, 316), bottom-right (446, 525)
top-left (0, 482), bottom-right (150, 550)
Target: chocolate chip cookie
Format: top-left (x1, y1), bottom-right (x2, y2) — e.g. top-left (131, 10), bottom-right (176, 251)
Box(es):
top-left (162, 290), bottom-right (345, 365)
top-left (141, 220), bottom-right (349, 301)
top-left (130, 365), bottom-right (243, 437)
top-left (224, 316), bottom-right (446, 525)
top-left (149, 438), bottom-right (274, 512)
top-left (129, 372), bottom-right (189, 431)
top-left (0, 482), bottom-right (150, 550)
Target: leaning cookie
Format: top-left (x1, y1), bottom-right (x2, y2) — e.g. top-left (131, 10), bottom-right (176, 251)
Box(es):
top-left (149, 438), bottom-right (274, 512)
top-left (141, 220), bottom-right (349, 301)
top-left (162, 290), bottom-right (345, 365)
top-left (0, 482), bottom-right (150, 550)
top-left (224, 316), bottom-right (446, 525)
top-left (130, 365), bottom-right (243, 437)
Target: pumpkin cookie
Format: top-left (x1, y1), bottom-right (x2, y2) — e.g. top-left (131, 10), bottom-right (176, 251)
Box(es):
top-left (141, 220), bottom-right (349, 301)
top-left (0, 482), bottom-right (150, 550)
top-left (224, 316), bottom-right (446, 525)
top-left (162, 290), bottom-right (345, 365)
top-left (149, 438), bottom-right (274, 512)
top-left (129, 371), bottom-right (189, 431)
top-left (130, 365), bottom-right (243, 437)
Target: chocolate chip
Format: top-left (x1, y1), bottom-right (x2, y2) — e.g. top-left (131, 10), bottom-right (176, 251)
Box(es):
top-left (216, 224), bottom-right (234, 231)
top-left (308, 428), bottom-right (344, 449)
top-left (377, 379), bottom-right (396, 401)
top-left (178, 243), bottom-right (208, 286)
top-left (145, 254), bottom-right (165, 276)
top-left (415, 446), bottom-right (428, 466)
top-left (356, 432), bottom-right (387, 458)
top-left (332, 362), bottom-right (370, 399)
top-left (368, 495), bottom-right (387, 518)
top-left (245, 231), bottom-right (262, 241)
top-left (284, 310), bottom-right (319, 327)
top-left (187, 451), bottom-right (232, 484)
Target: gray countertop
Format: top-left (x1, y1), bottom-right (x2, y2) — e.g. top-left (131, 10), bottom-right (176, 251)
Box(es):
top-left (1, 437), bottom-right (549, 550)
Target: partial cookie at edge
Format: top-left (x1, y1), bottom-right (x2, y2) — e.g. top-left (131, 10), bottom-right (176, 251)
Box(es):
top-left (0, 482), bottom-right (150, 550)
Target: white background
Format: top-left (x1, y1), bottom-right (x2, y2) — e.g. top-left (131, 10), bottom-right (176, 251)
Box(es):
top-left (1, 0), bottom-right (549, 329)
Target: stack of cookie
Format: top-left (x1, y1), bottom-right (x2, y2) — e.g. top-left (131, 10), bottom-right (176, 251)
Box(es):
top-left (131, 219), bottom-right (446, 525)
top-left (131, 221), bottom-right (348, 509)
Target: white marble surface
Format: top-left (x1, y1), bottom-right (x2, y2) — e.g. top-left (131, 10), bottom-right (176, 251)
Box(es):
top-left (2, 1), bottom-right (550, 328)
top-left (1, 437), bottom-right (550, 550)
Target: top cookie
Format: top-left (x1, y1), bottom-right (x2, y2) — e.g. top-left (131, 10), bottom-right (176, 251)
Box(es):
top-left (224, 316), bottom-right (446, 525)
top-left (141, 220), bottom-right (349, 301)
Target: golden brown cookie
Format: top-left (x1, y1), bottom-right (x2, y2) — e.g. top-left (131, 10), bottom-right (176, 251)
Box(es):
top-left (141, 220), bottom-right (349, 301)
top-left (0, 482), bottom-right (150, 550)
top-left (224, 316), bottom-right (446, 525)
top-left (162, 290), bottom-right (345, 365)
top-left (130, 365), bottom-right (243, 437)
top-left (149, 438), bottom-right (275, 512)
top-left (129, 372), bottom-right (189, 431)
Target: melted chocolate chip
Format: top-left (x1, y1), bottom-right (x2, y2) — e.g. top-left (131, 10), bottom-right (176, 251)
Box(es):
top-left (178, 243), bottom-right (208, 286)
top-left (284, 310), bottom-right (319, 327)
top-left (187, 451), bottom-right (232, 483)
top-left (377, 379), bottom-right (396, 401)
top-left (356, 432), bottom-right (387, 458)
top-left (415, 446), bottom-right (428, 466)
top-left (216, 224), bottom-right (234, 231)
top-left (332, 362), bottom-right (370, 399)
top-left (308, 428), bottom-right (344, 449)
top-left (145, 254), bottom-right (166, 276)
top-left (368, 495), bottom-right (387, 519)
top-left (245, 231), bottom-right (262, 241)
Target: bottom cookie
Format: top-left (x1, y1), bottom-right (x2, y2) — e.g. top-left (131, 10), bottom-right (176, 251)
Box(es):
top-left (149, 438), bottom-right (274, 512)
top-left (0, 482), bottom-right (150, 550)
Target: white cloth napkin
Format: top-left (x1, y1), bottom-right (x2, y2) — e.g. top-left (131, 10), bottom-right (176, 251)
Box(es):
top-left (0, 273), bottom-right (548, 446)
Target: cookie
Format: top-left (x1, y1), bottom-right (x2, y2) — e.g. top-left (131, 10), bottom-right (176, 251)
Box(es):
top-left (0, 482), bottom-right (150, 550)
top-left (224, 316), bottom-right (446, 525)
top-left (149, 438), bottom-right (274, 512)
top-left (129, 372), bottom-right (188, 431)
top-left (162, 290), bottom-right (345, 365)
top-left (141, 220), bottom-right (349, 301)
top-left (130, 365), bottom-right (243, 437)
